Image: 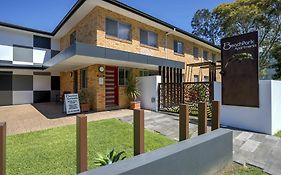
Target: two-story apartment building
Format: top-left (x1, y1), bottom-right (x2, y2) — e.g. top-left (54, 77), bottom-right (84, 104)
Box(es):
top-left (0, 0), bottom-right (220, 111)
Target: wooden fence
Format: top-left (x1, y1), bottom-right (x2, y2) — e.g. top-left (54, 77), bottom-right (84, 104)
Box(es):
top-left (0, 102), bottom-right (220, 175)
top-left (158, 82), bottom-right (213, 115)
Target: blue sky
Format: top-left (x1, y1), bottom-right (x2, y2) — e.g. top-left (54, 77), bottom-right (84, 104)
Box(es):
top-left (0, 0), bottom-right (233, 33)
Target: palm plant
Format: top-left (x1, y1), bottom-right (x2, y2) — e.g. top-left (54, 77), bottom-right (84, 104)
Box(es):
top-left (94, 149), bottom-right (126, 167)
top-left (126, 73), bottom-right (141, 101)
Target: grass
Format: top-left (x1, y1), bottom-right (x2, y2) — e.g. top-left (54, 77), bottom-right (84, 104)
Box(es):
top-left (7, 119), bottom-right (175, 175)
top-left (220, 163), bottom-right (267, 175)
top-left (275, 131), bottom-right (281, 138)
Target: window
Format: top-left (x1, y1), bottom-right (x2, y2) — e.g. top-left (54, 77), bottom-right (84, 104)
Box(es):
top-left (118, 68), bottom-right (131, 86)
top-left (106, 18), bottom-right (131, 40)
top-left (70, 31), bottom-right (76, 46)
top-left (140, 70), bottom-right (158, 77)
top-left (212, 53), bottom-right (216, 62)
top-left (80, 69), bottom-right (88, 89)
top-left (203, 76), bottom-right (209, 82)
top-left (194, 75), bottom-right (199, 82)
top-left (140, 70), bottom-right (149, 77)
top-left (203, 50), bottom-right (208, 61)
top-left (174, 40), bottom-right (184, 54)
top-left (140, 29), bottom-right (158, 47)
top-left (193, 47), bottom-right (199, 59)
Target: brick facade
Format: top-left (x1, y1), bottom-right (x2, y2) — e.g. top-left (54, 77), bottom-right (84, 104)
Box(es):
top-left (59, 6), bottom-right (221, 111)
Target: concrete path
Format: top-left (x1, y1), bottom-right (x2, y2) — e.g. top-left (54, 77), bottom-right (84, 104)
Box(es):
top-left (120, 110), bottom-right (281, 175)
top-left (0, 103), bottom-right (133, 135)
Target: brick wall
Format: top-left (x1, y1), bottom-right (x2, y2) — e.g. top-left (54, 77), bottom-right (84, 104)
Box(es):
top-left (59, 6), bottom-right (220, 82)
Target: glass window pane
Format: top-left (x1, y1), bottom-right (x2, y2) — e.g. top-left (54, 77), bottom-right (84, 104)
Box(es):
top-left (203, 51), bottom-right (208, 60)
top-left (119, 68), bottom-right (124, 85)
top-left (212, 53), bottom-right (216, 62)
top-left (174, 41), bottom-right (178, 53)
top-left (106, 18), bottom-right (118, 37)
top-left (148, 31), bottom-right (157, 47)
top-left (204, 76), bottom-right (209, 82)
top-left (140, 29), bottom-right (148, 45)
top-left (125, 69), bottom-right (130, 85)
top-left (70, 31), bottom-right (76, 45)
top-left (118, 23), bottom-right (131, 40)
top-left (193, 47), bottom-right (199, 59)
top-left (81, 69), bottom-right (88, 88)
top-left (178, 42), bottom-right (183, 54)
top-left (194, 75), bottom-right (199, 82)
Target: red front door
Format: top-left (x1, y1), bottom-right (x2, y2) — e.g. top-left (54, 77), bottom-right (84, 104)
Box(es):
top-left (105, 66), bottom-right (119, 107)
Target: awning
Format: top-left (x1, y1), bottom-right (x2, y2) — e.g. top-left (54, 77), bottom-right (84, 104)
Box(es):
top-left (44, 42), bottom-right (185, 72)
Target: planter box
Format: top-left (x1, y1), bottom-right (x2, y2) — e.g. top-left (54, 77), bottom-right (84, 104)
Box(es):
top-left (130, 101), bottom-right (141, 110)
top-left (80, 103), bottom-right (90, 113)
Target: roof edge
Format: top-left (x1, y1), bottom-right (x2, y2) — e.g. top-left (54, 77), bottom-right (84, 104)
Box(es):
top-left (0, 0), bottom-right (220, 50)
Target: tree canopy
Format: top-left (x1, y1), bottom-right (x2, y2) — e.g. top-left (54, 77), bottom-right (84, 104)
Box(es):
top-left (191, 0), bottom-right (281, 78)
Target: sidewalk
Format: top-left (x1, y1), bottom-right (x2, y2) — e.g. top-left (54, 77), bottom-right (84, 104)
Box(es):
top-left (121, 110), bottom-right (281, 175)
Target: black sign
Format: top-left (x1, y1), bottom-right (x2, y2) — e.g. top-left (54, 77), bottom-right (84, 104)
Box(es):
top-left (221, 31), bottom-right (259, 107)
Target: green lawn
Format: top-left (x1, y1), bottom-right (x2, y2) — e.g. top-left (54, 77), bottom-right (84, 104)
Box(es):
top-left (221, 163), bottom-right (267, 175)
top-left (7, 119), bottom-right (175, 175)
top-left (275, 131), bottom-right (281, 138)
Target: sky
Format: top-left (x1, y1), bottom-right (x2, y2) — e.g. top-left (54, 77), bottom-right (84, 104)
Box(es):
top-left (0, 0), bottom-right (233, 33)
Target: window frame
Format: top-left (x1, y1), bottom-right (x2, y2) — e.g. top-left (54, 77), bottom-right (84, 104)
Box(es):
top-left (203, 76), bottom-right (209, 82)
top-left (203, 50), bottom-right (209, 61)
top-left (212, 53), bottom-right (216, 62)
top-left (80, 68), bottom-right (88, 89)
top-left (105, 18), bottom-right (132, 41)
top-left (193, 47), bottom-right (199, 60)
top-left (174, 40), bottom-right (184, 55)
top-left (194, 75), bottom-right (199, 82)
top-left (70, 31), bottom-right (76, 46)
top-left (118, 67), bottom-right (131, 86)
top-left (140, 29), bottom-right (158, 48)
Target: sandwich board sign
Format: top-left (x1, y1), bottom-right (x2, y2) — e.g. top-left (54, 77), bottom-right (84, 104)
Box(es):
top-left (221, 31), bottom-right (259, 107)
top-left (64, 94), bottom-right (81, 115)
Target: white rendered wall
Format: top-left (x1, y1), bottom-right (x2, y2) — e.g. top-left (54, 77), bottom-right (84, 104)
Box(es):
top-left (137, 76), bottom-right (161, 111)
top-left (214, 80), bottom-right (281, 135)
top-left (271, 81), bottom-right (281, 134)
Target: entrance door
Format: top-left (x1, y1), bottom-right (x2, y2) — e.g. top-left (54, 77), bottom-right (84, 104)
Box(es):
top-left (105, 66), bottom-right (118, 107)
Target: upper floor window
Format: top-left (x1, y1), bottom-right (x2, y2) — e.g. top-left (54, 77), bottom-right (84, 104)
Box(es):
top-left (212, 53), bottom-right (216, 62)
top-left (174, 40), bottom-right (184, 54)
top-left (203, 50), bottom-right (208, 61)
top-left (106, 18), bottom-right (131, 41)
top-left (193, 47), bottom-right (199, 59)
top-left (70, 31), bottom-right (76, 46)
top-left (140, 29), bottom-right (158, 48)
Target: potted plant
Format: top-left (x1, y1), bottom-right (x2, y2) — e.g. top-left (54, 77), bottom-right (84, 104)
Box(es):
top-left (126, 73), bottom-right (141, 109)
top-left (79, 88), bottom-right (90, 112)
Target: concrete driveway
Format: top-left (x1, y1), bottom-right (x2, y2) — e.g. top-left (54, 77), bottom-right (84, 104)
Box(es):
top-left (0, 102), bottom-right (132, 135)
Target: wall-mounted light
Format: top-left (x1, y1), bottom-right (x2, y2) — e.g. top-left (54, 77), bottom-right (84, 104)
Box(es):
top-left (70, 72), bottom-right (73, 77)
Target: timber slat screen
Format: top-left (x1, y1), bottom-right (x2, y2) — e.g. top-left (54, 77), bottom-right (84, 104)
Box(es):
top-left (158, 82), bottom-right (212, 115)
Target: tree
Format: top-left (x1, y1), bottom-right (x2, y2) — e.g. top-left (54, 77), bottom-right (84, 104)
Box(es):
top-left (191, 0), bottom-right (281, 78)
top-left (191, 9), bottom-right (222, 45)
top-left (271, 44), bottom-right (281, 80)
top-left (214, 0), bottom-right (281, 77)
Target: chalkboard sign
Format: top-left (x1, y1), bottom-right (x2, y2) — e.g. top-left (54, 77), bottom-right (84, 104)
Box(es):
top-left (64, 94), bottom-right (81, 115)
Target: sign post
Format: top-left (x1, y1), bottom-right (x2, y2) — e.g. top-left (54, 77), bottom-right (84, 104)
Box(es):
top-left (64, 94), bottom-right (81, 115)
top-left (221, 31), bottom-right (259, 107)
